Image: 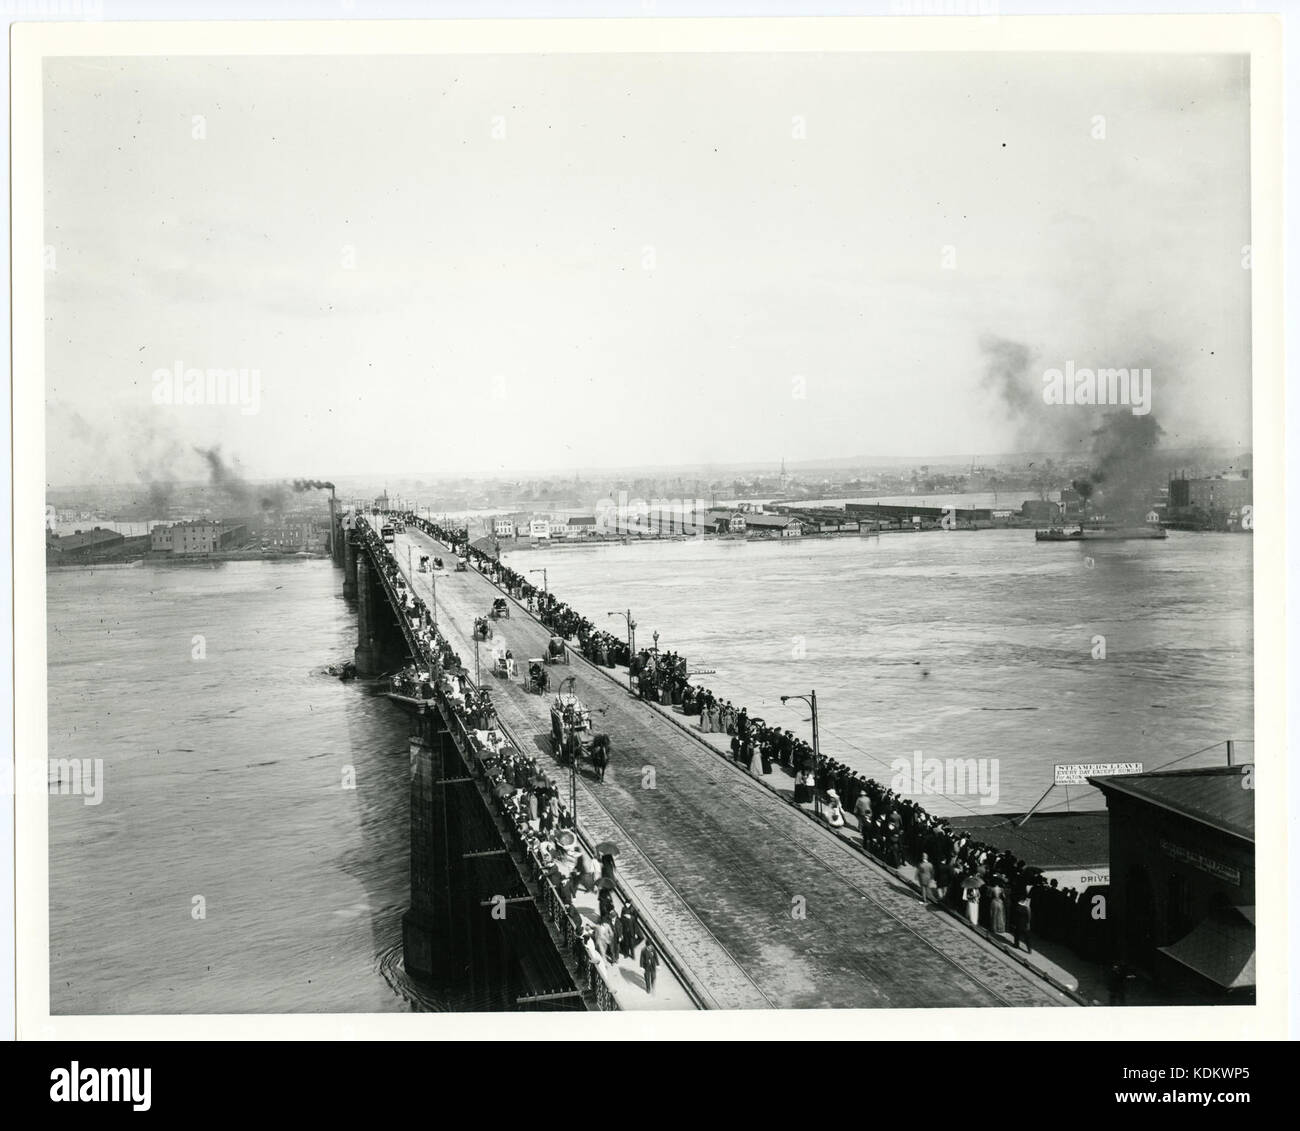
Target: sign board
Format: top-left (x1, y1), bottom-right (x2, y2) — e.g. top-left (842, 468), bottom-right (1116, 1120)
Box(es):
top-left (1054, 762), bottom-right (1143, 786)
top-left (1159, 839), bottom-right (1242, 886)
top-left (1040, 867), bottom-right (1111, 890)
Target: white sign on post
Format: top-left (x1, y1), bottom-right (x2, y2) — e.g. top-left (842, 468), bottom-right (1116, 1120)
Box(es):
top-left (1054, 762), bottom-right (1143, 786)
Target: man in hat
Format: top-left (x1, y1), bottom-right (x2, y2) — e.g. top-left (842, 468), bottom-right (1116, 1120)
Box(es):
top-left (598, 883), bottom-right (616, 922)
top-left (1012, 892), bottom-right (1033, 953)
top-left (617, 904), bottom-right (643, 960)
top-left (852, 789), bottom-right (873, 846)
top-left (640, 940), bottom-right (660, 995)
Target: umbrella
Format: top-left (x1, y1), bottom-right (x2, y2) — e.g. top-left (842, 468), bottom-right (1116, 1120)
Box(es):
top-left (493, 782), bottom-right (512, 798)
top-left (594, 841), bottom-right (620, 858)
top-left (556, 830), bottom-right (578, 852)
top-left (962, 874), bottom-right (985, 890)
top-left (595, 877), bottom-right (617, 891)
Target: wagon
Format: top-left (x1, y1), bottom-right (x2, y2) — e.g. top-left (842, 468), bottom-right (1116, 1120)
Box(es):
top-left (526, 660), bottom-right (548, 694)
top-left (544, 635), bottom-right (569, 665)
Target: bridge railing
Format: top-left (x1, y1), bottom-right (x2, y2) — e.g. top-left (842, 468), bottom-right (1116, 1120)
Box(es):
top-left (355, 516), bottom-right (632, 1010)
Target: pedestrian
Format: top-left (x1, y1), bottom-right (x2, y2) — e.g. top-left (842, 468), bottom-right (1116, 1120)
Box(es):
top-left (852, 789), bottom-right (872, 835)
top-left (640, 941), bottom-right (659, 995)
top-left (1012, 893), bottom-right (1033, 953)
top-left (916, 853), bottom-right (935, 904)
top-left (618, 905), bottom-right (642, 960)
top-left (595, 913), bottom-right (618, 963)
top-left (825, 789), bottom-right (846, 828)
top-left (988, 884), bottom-right (1007, 935)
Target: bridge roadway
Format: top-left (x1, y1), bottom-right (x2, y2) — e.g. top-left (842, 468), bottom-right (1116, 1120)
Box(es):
top-left (391, 529), bottom-right (1070, 1009)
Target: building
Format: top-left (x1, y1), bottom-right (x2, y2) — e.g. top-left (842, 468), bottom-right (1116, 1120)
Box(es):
top-left (492, 516), bottom-right (515, 538)
top-left (847, 501), bottom-right (994, 528)
top-left (150, 520), bottom-right (249, 554)
top-left (1020, 499), bottom-right (1062, 524)
top-left (1169, 474), bottom-right (1252, 513)
top-left (704, 509), bottom-right (746, 534)
top-left (264, 517), bottom-right (327, 551)
top-left (1167, 474), bottom-right (1252, 530)
top-left (1089, 764), bottom-right (1254, 1001)
top-left (565, 515), bottom-right (597, 538)
top-left (528, 518), bottom-right (551, 540)
top-left (742, 512), bottom-right (803, 538)
top-left (46, 527), bottom-right (126, 561)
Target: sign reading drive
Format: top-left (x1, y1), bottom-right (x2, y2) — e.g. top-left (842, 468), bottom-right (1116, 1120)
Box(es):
top-left (1054, 762), bottom-right (1143, 786)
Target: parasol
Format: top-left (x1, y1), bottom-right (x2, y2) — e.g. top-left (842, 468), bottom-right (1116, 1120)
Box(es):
top-left (594, 841), bottom-right (620, 858)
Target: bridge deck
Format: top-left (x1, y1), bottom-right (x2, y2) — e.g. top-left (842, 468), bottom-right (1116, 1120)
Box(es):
top-left (393, 529), bottom-right (1070, 1009)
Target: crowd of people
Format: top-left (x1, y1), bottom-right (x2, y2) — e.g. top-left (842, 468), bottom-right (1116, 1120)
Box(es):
top-left (365, 515), bottom-right (665, 1001)
top-left (399, 512), bottom-right (1107, 967)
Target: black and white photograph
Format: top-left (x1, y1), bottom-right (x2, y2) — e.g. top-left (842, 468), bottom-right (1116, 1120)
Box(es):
top-left (10, 11), bottom-right (1288, 1046)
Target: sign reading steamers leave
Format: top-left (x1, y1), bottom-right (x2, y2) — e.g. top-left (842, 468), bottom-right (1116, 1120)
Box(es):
top-left (1054, 762), bottom-right (1144, 786)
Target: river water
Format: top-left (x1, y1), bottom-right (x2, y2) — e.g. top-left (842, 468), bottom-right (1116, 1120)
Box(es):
top-left (506, 529), bottom-right (1254, 817)
top-left (46, 560), bottom-right (422, 1014)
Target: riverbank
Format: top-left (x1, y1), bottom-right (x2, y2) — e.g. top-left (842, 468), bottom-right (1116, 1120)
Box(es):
top-left (47, 550), bottom-right (330, 568)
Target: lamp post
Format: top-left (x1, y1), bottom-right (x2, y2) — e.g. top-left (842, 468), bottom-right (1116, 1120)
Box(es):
top-left (606, 609), bottom-right (636, 658)
top-left (530, 568), bottom-right (548, 602)
top-left (780, 690), bottom-right (821, 819)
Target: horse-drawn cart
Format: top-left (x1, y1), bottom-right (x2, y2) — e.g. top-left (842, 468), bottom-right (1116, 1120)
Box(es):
top-left (455, 557), bottom-right (469, 572)
top-left (526, 660), bottom-right (549, 694)
top-left (490, 597), bottom-right (510, 620)
top-left (544, 635), bottom-right (569, 665)
top-left (473, 616), bottom-right (493, 642)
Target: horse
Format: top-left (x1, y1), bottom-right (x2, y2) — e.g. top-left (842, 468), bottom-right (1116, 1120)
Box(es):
top-left (589, 734), bottom-right (611, 782)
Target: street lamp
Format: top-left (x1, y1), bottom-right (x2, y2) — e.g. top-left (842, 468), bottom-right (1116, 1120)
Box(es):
top-left (780, 690), bottom-right (821, 819)
top-left (652, 630), bottom-right (659, 655)
top-left (529, 568), bottom-right (548, 601)
top-left (606, 609), bottom-right (636, 657)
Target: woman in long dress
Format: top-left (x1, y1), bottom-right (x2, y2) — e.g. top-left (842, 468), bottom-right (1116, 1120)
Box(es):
top-left (748, 740), bottom-right (764, 778)
top-left (825, 789), bottom-right (846, 827)
top-left (988, 885), bottom-right (1007, 935)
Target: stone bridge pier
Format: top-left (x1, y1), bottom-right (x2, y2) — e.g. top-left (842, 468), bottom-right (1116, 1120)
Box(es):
top-left (353, 551), bottom-right (407, 677)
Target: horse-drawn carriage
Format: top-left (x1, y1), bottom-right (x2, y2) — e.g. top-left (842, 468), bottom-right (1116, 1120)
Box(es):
top-left (473, 616), bottom-right (493, 642)
top-left (492, 649), bottom-right (515, 679)
top-left (433, 556), bottom-right (445, 570)
top-left (526, 659), bottom-right (549, 694)
top-left (490, 597), bottom-right (510, 620)
top-left (549, 689), bottom-right (610, 779)
top-left (455, 557), bottom-right (469, 572)
top-left (544, 635), bottom-right (569, 665)
top-left (418, 554), bottom-right (431, 573)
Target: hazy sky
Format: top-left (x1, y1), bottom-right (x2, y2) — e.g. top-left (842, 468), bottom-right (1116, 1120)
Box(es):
top-left (43, 51), bottom-right (1252, 485)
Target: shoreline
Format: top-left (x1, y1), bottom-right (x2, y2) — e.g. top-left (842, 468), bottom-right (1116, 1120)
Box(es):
top-left (47, 551), bottom-right (331, 569)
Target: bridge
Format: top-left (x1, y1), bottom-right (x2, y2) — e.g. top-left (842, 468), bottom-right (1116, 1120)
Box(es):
top-left (336, 510), bottom-right (1072, 1010)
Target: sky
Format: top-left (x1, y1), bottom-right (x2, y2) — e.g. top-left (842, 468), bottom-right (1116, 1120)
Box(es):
top-left (42, 50), bottom-right (1252, 486)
